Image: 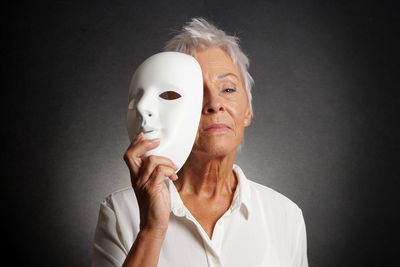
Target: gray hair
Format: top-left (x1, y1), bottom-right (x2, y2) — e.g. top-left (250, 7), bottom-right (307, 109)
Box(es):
top-left (164, 17), bottom-right (254, 116)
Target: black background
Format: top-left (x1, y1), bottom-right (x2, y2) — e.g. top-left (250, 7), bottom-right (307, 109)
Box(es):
top-left (3, 0), bottom-right (398, 266)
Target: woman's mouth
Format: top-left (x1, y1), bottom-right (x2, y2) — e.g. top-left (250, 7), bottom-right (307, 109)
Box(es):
top-left (203, 123), bottom-right (230, 132)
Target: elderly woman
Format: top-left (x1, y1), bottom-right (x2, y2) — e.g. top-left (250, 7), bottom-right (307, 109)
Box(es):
top-left (92, 18), bottom-right (308, 267)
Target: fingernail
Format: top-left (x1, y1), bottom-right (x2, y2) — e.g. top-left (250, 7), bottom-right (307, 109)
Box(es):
top-left (173, 164), bottom-right (178, 170)
top-left (151, 138), bottom-right (160, 143)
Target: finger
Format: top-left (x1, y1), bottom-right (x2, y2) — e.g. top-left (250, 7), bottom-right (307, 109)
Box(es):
top-left (142, 164), bottom-right (178, 190)
top-left (128, 133), bottom-right (158, 153)
top-left (123, 133), bottom-right (145, 171)
top-left (137, 155), bottom-right (178, 186)
top-left (124, 138), bottom-right (161, 175)
top-left (131, 132), bottom-right (144, 146)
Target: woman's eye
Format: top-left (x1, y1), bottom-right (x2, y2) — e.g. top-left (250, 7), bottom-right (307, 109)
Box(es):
top-left (159, 91), bottom-right (182, 100)
top-left (224, 88), bottom-right (236, 93)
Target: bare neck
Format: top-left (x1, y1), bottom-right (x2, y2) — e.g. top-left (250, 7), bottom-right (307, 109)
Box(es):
top-left (174, 151), bottom-right (238, 198)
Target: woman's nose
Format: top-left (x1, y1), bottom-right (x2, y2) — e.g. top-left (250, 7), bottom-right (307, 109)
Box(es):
top-left (202, 90), bottom-right (225, 114)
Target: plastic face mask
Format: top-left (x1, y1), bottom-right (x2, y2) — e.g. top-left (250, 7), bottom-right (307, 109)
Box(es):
top-left (127, 52), bottom-right (203, 171)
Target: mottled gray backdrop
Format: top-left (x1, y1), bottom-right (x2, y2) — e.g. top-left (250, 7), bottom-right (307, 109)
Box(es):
top-left (3, 0), bottom-right (397, 266)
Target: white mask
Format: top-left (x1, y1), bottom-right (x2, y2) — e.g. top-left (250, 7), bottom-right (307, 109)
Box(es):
top-left (127, 52), bottom-right (203, 171)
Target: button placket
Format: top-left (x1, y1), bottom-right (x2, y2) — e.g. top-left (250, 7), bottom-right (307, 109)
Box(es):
top-left (206, 252), bottom-right (221, 267)
top-left (212, 219), bottom-right (225, 256)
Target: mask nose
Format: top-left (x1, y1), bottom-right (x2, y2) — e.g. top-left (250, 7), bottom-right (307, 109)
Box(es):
top-left (136, 93), bottom-right (157, 123)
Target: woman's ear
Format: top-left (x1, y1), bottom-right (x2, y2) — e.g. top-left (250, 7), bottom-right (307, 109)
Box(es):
top-left (244, 106), bottom-right (252, 127)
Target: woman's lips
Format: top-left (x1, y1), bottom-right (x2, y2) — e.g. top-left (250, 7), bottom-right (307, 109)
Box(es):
top-left (203, 123), bottom-right (230, 132)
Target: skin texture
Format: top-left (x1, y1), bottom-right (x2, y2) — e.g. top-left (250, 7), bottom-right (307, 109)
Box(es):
top-left (122, 47), bottom-right (251, 267)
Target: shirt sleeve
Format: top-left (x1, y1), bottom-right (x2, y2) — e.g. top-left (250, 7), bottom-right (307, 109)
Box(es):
top-left (291, 210), bottom-right (309, 267)
top-left (91, 200), bottom-right (128, 267)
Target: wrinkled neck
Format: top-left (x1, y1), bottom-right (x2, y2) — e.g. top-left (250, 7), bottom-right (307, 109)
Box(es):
top-left (175, 151), bottom-right (237, 198)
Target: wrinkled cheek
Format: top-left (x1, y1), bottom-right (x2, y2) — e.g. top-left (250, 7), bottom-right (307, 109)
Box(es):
top-left (192, 129), bottom-right (220, 153)
top-left (192, 130), bottom-right (202, 147)
top-left (232, 125), bottom-right (238, 137)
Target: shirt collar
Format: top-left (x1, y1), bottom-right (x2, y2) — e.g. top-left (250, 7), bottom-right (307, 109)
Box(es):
top-left (164, 164), bottom-right (252, 220)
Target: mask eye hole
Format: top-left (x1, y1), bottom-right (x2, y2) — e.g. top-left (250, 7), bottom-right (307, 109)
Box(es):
top-left (159, 91), bottom-right (181, 100)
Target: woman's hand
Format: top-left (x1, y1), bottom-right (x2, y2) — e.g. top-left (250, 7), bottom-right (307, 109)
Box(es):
top-left (123, 132), bottom-right (178, 239)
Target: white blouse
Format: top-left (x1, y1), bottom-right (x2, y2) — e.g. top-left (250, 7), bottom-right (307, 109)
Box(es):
top-left (92, 164), bottom-right (308, 267)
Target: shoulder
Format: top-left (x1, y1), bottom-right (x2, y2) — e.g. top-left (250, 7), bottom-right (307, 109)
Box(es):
top-left (99, 187), bottom-right (140, 226)
top-left (102, 187), bottom-right (137, 208)
top-left (236, 167), bottom-right (308, 265)
top-left (246, 179), bottom-right (306, 247)
top-left (250, 180), bottom-right (301, 208)
top-left (93, 187), bottom-right (140, 260)
top-left (247, 179), bottom-right (304, 222)
top-left (234, 164), bottom-right (304, 222)
top-left (239, 169), bottom-right (308, 265)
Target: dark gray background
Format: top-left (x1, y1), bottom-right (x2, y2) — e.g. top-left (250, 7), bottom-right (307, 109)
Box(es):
top-left (3, 0), bottom-right (398, 266)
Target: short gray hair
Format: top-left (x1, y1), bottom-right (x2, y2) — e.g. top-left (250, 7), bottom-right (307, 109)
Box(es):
top-left (164, 17), bottom-right (254, 116)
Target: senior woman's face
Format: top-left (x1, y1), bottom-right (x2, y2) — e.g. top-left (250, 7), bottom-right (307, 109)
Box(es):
top-left (192, 47), bottom-right (251, 157)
